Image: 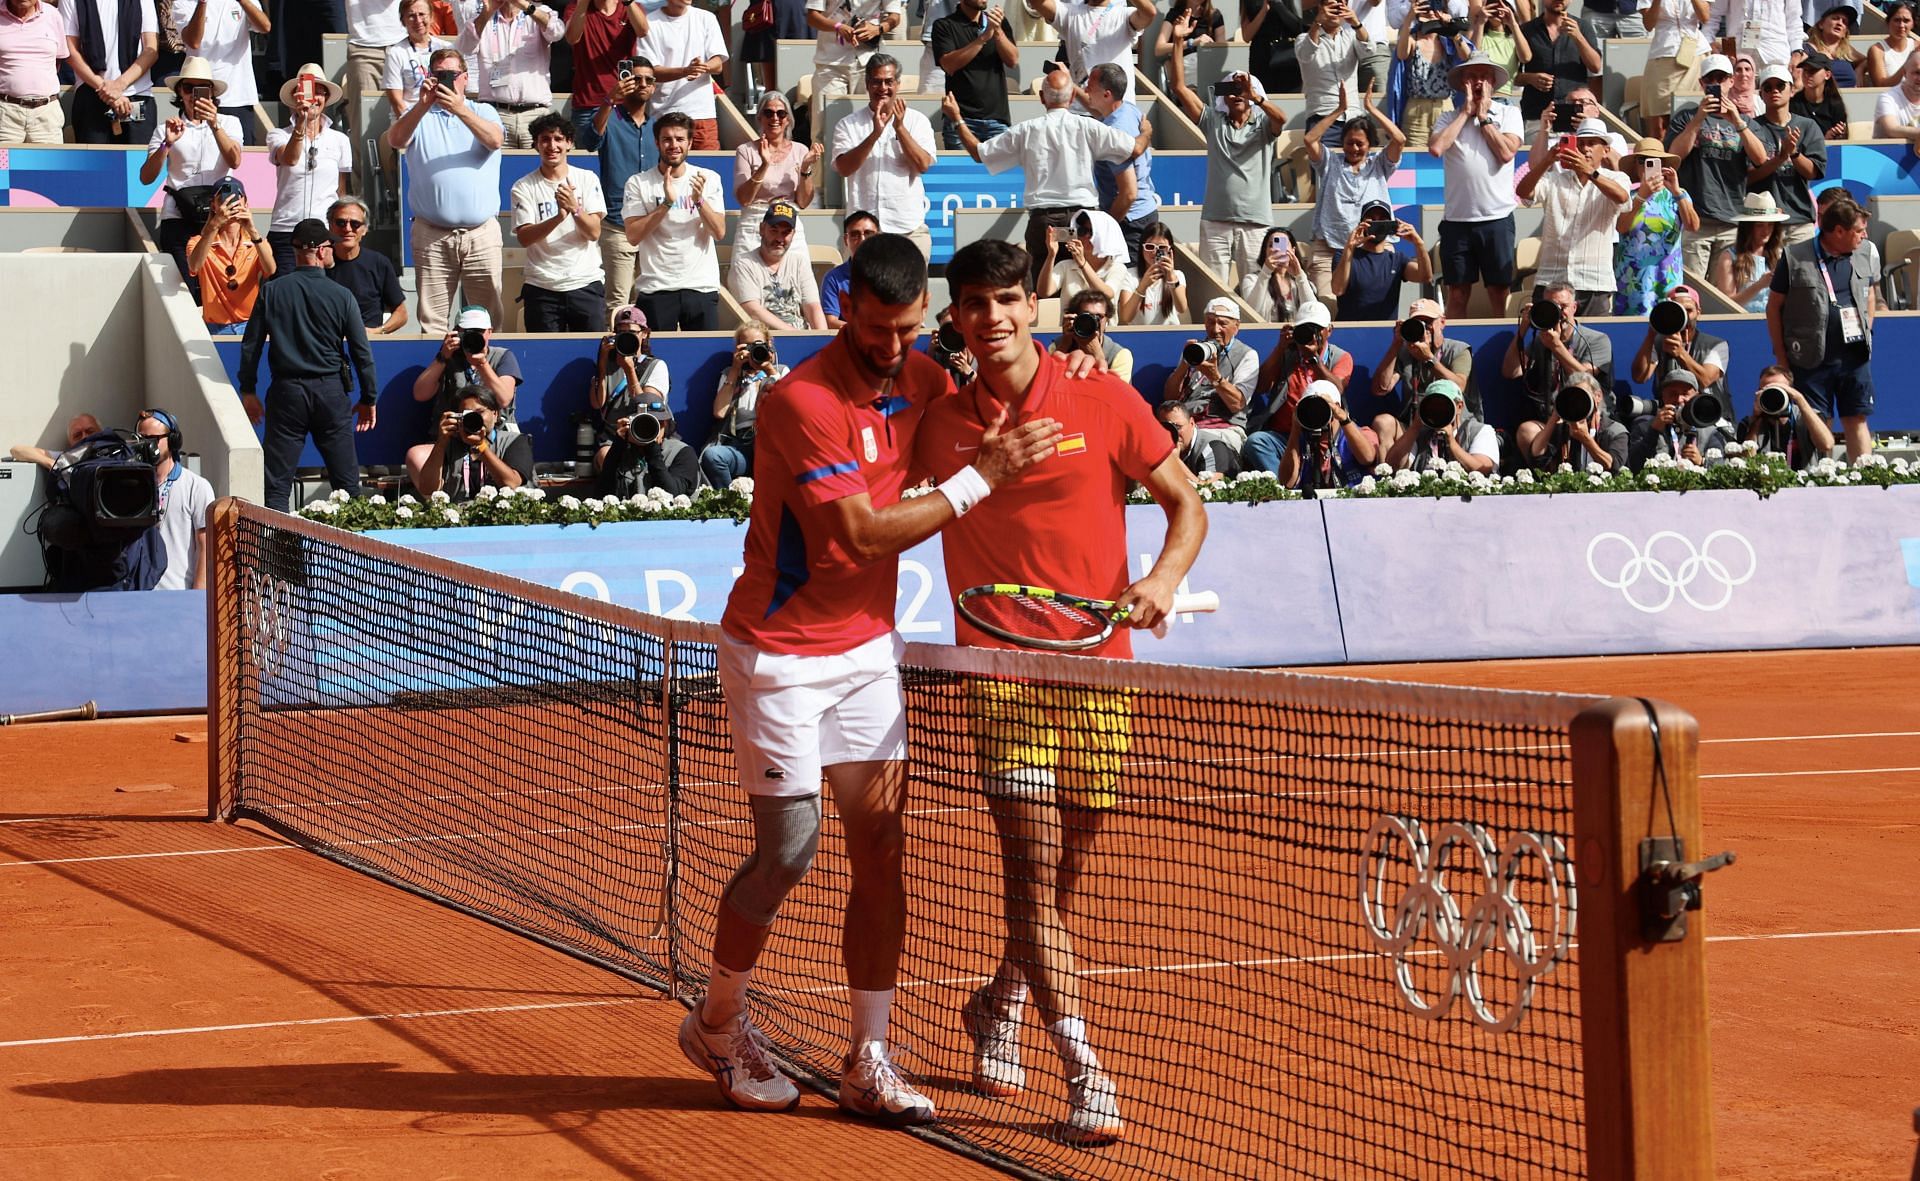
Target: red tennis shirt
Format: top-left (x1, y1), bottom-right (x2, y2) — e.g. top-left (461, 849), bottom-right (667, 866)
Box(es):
top-left (722, 335), bottom-right (951, 656)
top-left (916, 344), bottom-right (1173, 659)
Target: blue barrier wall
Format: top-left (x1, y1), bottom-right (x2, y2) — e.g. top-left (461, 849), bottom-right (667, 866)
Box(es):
top-left (0, 591), bottom-right (206, 715)
top-left (212, 313), bottom-right (1920, 471)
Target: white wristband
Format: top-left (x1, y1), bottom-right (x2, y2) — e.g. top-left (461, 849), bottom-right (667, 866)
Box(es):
top-left (934, 464), bottom-right (992, 518)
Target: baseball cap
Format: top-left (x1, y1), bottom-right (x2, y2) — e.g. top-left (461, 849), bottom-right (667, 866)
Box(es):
top-left (613, 304), bottom-right (648, 329)
top-left (1360, 199), bottom-right (1393, 221)
top-left (1425, 378), bottom-right (1464, 403)
top-left (455, 306), bottom-right (493, 330)
top-left (1203, 296), bottom-right (1240, 319)
top-left (1659, 368), bottom-right (1701, 392)
top-left (1292, 301), bottom-right (1333, 330)
top-left (1799, 51), bottom-right (1833, 72)
top-left (1699, 53), bottom-right (1733, 79)
top-left (1758, 62), bottom-right (1793, 87)
top-left (289, 218), bottom-right (332, 249)
top-left (763, 199), bottom-right (798, 226)
top-left (1407, 297), bottom-right (1443, 321)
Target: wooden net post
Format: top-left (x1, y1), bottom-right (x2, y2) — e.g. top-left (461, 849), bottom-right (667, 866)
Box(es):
top-left (1571, 697), bottom-right (1716, 1181)
top-left (205, 497), bottom-right (241, 821)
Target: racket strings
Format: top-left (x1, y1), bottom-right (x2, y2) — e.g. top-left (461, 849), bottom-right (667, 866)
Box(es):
top-left (971, 592), bottom-right (1110, 642)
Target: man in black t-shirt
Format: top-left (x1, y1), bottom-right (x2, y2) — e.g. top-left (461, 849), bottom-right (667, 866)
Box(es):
top-left (931, 0), bottom-right (1016, 149)
top-left (414, 387), bottom-right (536, 502)
top-left (324, 197), bottom-right (407, 333)
top-left (1514, 0), bottom-right (1600, 126)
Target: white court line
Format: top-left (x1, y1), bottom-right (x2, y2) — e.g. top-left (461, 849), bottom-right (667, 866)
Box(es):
top-left (0, 998), bottom-right (638, 1050)
top-left (0, 809), bottom-right (205, 826)
top-left (0, 844), bottom-right (294, 868)
top-left (1704, 766), bottom-right (1920, 780)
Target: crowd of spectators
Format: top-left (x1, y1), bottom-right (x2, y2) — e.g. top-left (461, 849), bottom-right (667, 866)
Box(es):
top-left (0, 0), bottom-right (1901, 527)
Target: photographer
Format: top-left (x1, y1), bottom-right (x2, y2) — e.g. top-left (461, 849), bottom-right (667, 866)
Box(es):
top-left (9, 415), bottom-right (102, 471)
top-left (928, 306), bottom-right (977, 386)
top-left (1120, 221), bottom-right (1190, 325)
top-left (1155, 401), bottom-right (1244, 483)
top-left (702, 324), bottom-right (788, 487)
top-left (1523, 371), bottom-right (1629, 473)
top-left (1163, 298), bottom-right (1260, 449)
top-left (1736, 364), bottom-right (1834, 470)
top-left (1396, 3), bottom-right (1471, 151)
top-left (1385, 378), bottom-right (1499, 474)
top-left (407, 306), bottom-right (523, 489)
top-left (1502, 281), bottom-right (1613, 453)
top-left (1265, 378), bottom-right (1379, 489)
top-left (1627, 369), bottom-right (1733, 467)
top-left (1629, 285), bottom-right (1727, 406)
top-left (1241, 301), bottom-right (1353, 471)
top-left (1048, 290), bottom-right (1135, 382)
top-left (1329, 198), bottom-right (1430, 321)
top-left (1515, 0), bottom-right (1601, 130)
top-left (1370, 298), bottom-right (1473, 451)
top-left (1517, 117), bottom-right (1631, 316)
top-left (592, 304), bottom-right (671, 472)
top-left (595, 397), bottom-right (698, 497)
top-left (414, 387), bottom-right (534, 501)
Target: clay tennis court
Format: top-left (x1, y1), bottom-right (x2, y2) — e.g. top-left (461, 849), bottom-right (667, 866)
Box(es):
top-left (1, 645), bottom-right (1915, 1179)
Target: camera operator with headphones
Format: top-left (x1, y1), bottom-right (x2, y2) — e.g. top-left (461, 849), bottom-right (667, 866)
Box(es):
top-left (1627, 285), bottom-right (1727, 409)
top-left (414, 387), bottom-right (533, 501)
top-left (1736, 363), bottom-right (1834, 470)
top-left (1522, 370), bottom-right (1629, 473)
top-left (1046, 289), bottom-right (1135, 382)
top-left (595, 396), bottom-right (697, 497)
top-left (1269, 378), bottom-right (1379, 490)
top-left (1503, 279), bottom-right (1614, 458)
top-left (701, 322), bottom-right (789, 487)
top-left (1385, 377), bottom-right (1499, 474)
top-left (1628, 368), bottom-right (1735, 468)
top-left (135, 408), bottom-right (214, 590)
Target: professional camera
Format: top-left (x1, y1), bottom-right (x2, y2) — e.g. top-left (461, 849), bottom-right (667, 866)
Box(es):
top-left (1068, 311), bottom-right (1101, 342)
top-left (613, 330), bottom-right (641, 357)
top-left (460, 327), bottom-right (487, 356)
top-left (460, 409), bottom-right (487, 437)
top-left (1554, 384), bottom-right (1595, 422)
top-left (1292, 322), bottom-right (1322, 349)
top-left (931, 322), bottom-right (968, 370)
top-left (35, 430), bottom-right (164, 591)
top-left (626, 411), bottom-right (663, 446)
top-left (1756, 385), bottom-right (1792, 417)
top-left (1418, 390), bottom-right (1456, 432)
top-left (748, 340), bottom-right (773, 365)
top-left (1619, 392), bottom-right (1660, 422)
top-left (1528, 299), bottom-right (1563, 332)
top-left (1648, 298), bottom-right (1688, 336)
top-left (1182, 339), bottom-right (1217, 366)
top-left (1295, 390), bottom-right (1335, 435)
top-left (1680, 392), bottom-right (1725, 429)
top-left (1162, 417), bottom-right (1182, 446)
top-left (1398, 317), bottom-right (1429, 343)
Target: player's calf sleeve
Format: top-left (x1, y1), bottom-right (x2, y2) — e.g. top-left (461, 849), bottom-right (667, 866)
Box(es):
top-left (721, 792), bottom-right (823, 926)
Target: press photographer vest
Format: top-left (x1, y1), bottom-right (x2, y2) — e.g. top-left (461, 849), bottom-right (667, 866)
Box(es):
top-left (1778, 239), bottom-right (1874, 371)
top-left (1182, 339), bottom-right (1254, 429)
top-left (1409, 410), bottom-right (1487, 473)
top-left (1647, 329), bottom-right (1729, 411)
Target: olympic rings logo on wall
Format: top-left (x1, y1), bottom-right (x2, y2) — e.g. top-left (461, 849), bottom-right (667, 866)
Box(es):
top-left (1586, 530), bottom-right (1757, 614)
top-left (1358, 815), bottom-right (1576, 1035)
top-left (241, 569), bottom-right (295, 679)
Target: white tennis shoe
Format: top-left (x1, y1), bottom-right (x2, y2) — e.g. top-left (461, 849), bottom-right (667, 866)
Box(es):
top-left (678, 1003), bottom-right (801, 1112)
top-left (960, 987), bottom-right (1026, 1097)
top-left (840, 1043), bottom-right (937, 1126)
top-left (1062, 1070), bottom-right (1125, 1146)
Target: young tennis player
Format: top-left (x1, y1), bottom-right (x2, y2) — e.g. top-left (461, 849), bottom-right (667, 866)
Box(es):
top-left (688, 233), bottom-right (1062, 1125)
top-left (915, 238), bottom-right (1208, 1145)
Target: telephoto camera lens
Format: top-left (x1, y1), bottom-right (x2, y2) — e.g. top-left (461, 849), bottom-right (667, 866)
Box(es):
top-left (1398, 318), bottom-right (1427, 343)
top-left (1418, 391), bottom-right (1456, 431)
top-left (1757, 386), bottom-right (1791, 417)
top-left (937, 323), bottom-right (966, 353)
top-left (460, 328), bottom-right (486, 355)
top-left (1293, 324), bottom-right (1321, 348)
top-left (1648, 298), bottom-right (1688, 336)
top-left (614, 330), bottom-right (641, 356)
top-left (460, 409), bottom-right (487, 436)
top-left (1182, 340), bottom-right (1211, 366)
top-left (749, 341), bottom-right (773, 364)
top-left (1681, 392), bottom-right (1725, 429)
top-left (1554, 385), bottom-right (1595, 422)
top-left (630, 412), bottom-right (663, 445)
top-left (1528, 299), bottom-right (1563, 332)
top-left (1070, 311), bottom-right (1100, 341)
top-left (1295, 392), bottom-right (1334, 434)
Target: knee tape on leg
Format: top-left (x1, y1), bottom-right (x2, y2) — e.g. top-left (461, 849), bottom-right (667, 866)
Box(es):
top-left (985, 767), bottom-right (1057, 801)
top-left (722, 792), bottom-right (822, 926)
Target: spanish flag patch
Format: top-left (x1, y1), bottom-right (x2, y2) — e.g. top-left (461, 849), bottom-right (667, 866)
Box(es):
top-left (1056, 433), bottom-right (1088, 456)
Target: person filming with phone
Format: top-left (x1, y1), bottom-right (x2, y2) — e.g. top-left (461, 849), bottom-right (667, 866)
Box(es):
top-left (1517, 116), bottom-right (1631, 316)
top-left (1328, 197), bottom-right (1430, 321)
top-left (1666, 53), bottom-right (1766, 279)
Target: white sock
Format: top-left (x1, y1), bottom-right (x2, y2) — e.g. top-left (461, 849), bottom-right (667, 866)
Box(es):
top-left (849, 987), bottom-right (894, 1058)
top-left (988, 971), bottom-right (1030, 1012)
top-left (702, 962), bottom-right (751, 1027)
top-left (1048, 1016), bottom-right (1101, 1076)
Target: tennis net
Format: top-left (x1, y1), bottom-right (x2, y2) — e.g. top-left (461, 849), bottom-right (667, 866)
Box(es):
top-left (208, 501), bottom-right (1712, 1181)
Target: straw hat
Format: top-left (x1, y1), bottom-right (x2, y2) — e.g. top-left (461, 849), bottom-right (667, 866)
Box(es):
top-left (1734, 191), bottom-right (1790, 223)
top-left (1625, 137), bottom-right (1678, 165)
top-left (279, 63), bottom-right (345, 110)
top-left (165, 57), bottom-right (228, 99)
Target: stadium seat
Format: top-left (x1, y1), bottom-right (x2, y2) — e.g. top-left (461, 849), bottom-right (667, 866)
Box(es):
top-left (1882, 228), bottom-right (1920, 310)
top-left (1621, 76), bottom-right (1642, 131)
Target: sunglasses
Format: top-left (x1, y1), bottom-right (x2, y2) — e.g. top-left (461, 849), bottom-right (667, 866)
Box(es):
top-left (1762, 80), bottom-right (1789, 90)
top-left (759, 107), bottom-right (790, 119)
top-left (332, 218), bottom-right (365, 229)
top-left (222, 262), bottom-right (238, 291)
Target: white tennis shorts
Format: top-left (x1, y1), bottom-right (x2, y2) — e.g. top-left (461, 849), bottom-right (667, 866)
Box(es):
top-left (717, 630), bottom-right (908, 798)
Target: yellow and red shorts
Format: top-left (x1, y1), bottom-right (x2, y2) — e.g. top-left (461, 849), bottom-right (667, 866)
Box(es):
top-left (966, 678), bottom-right (1136, 810)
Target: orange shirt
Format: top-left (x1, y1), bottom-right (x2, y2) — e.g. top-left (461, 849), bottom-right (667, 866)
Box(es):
top-left (915, 344), bottom-right (1173, 659)
top-left (721, 335), bottom-right (952, 656)
top-left (189, 230), bottom-right (266, 327)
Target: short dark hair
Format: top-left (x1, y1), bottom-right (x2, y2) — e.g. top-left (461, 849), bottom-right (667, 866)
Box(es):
top-left (849, 232), bottom-right (929, 306)
top-left (629, 55), bottom-right (655, 72)
top-left (844, 209), bottom-right (880, 232)
top-left (429, 47), bottom-right (465, 72)
top-left (1155, 399), bottom-right (1189, 421)
top-left (456, 385), bottom-right (502, 413)
top-left (1142, 220), bottom-right (1175, 246)
top-left (1819, 194), bottom-right (1866, 233)
top-left (529, 112), bottom-right (573, 143)
top-left (1342, 116), bottom-right (1379, 147)
top-left (864, 53), bottom-right (901, 81)
top-left (1088, 63), bottom-right (1127, 98)
top-left (1066, 288), bottom-right (1111, 316)
top-left (653, 111), bottom-right (693, 141)
top-left (947, 239), bottom-right (1032, 298)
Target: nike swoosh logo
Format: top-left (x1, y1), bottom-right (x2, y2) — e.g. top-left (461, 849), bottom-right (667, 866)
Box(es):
top-left (953, 443), bottom-right (979, 453)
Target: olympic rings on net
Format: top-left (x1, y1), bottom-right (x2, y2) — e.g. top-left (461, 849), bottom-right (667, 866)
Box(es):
top-left (242, 569), bottom-right (295, 679)
top-left (1585, 529), bottom-right (1757, 614)
top-left (1358, 815), bottom-right (1576, 1035)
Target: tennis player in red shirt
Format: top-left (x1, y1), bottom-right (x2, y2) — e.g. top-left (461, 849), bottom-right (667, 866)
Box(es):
top-left (684, 233), bottom-right (1062, 1126)
top-left (917, 238), bottom-right (1207, 1145)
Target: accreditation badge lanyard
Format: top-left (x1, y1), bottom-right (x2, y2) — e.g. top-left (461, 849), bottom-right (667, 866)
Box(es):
top-left (155, 461), bottom-right (185, 512)
top-left (1817, 251), bottom-right (1867, 344)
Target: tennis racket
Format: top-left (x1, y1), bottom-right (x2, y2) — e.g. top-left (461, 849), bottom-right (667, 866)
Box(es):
top-left (955, 584), bottom-right (1221, 652)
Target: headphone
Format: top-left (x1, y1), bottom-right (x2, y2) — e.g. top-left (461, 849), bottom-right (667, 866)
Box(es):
top-left (139, 408), bottom-right (182, 463)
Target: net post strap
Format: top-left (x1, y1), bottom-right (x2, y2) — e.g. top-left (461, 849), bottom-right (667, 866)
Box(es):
top-left (1570, 697), bottom-right (1716, 1181)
